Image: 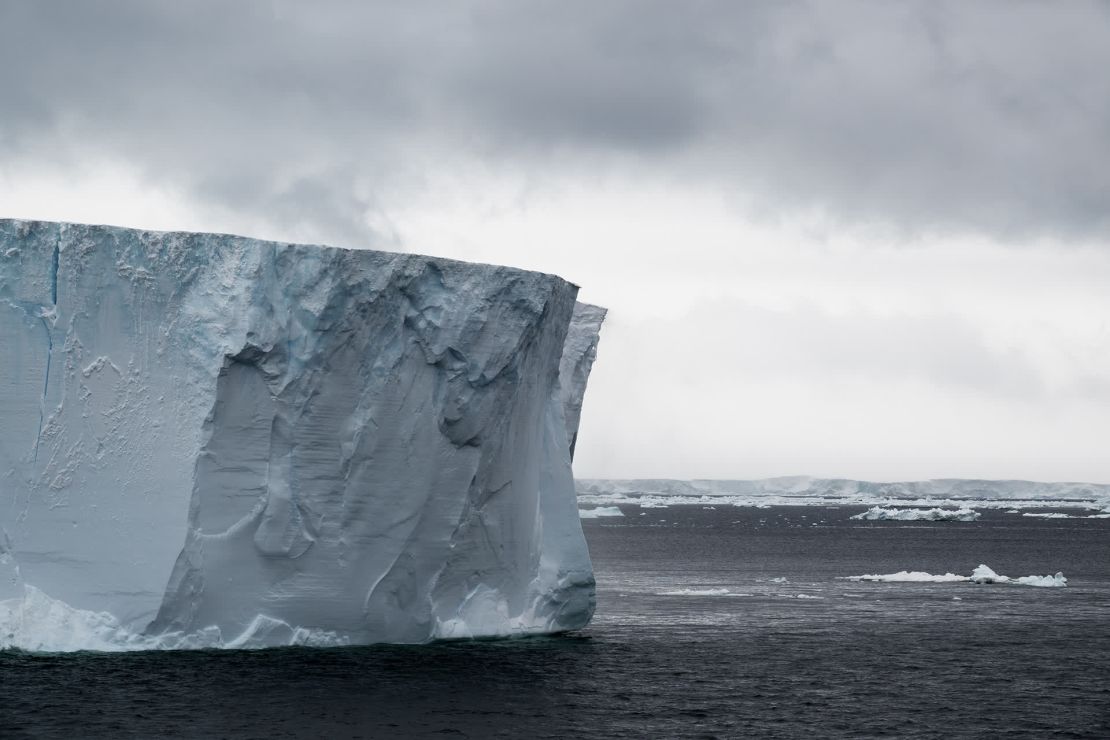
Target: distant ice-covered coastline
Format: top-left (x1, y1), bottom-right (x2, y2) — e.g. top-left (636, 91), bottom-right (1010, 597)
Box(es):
top-left (577, 478), bottom-right (1110, 512)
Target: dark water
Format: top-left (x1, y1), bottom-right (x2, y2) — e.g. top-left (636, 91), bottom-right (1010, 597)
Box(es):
top-left (4, 506), bottom-right (1109, 739)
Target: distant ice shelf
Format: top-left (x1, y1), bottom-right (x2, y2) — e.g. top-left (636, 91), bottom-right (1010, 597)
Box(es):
top-left (0, 219), bottom-right (606, 651)
top-left (577, 478), bottom-right (1110, 512)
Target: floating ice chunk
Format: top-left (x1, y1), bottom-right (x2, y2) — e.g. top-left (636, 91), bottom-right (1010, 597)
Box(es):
top-left (577, 506), bottom-right (624, 519)
top-left (1012, 573), bottom-right (1068, 588)
top-left (842, 564), bottom-right (1066, 588)
top-left (851, 506), bottom-right (980, 522)
top-left (1022, 512), bottom-right (1073, 519)
top-left (769, 577), bottom-right (789, 584)
top-left (844, 570), bottom-right (968, 583)
top-left (968, 565), bottom-right (1068, 587)
top-left (967, 564), bottom-right (1006, 583)
top-left (657, 587), bottom-right (732, 596)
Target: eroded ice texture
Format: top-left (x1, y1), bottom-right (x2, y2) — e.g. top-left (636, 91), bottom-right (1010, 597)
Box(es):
top-left (0, 219), bottom-right (599, 650)
top-left (558, 303), bottom-right (606, 459)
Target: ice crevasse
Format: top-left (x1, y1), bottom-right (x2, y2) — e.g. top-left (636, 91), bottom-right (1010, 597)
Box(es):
top-left (0, 219), bottom-right (606, 651)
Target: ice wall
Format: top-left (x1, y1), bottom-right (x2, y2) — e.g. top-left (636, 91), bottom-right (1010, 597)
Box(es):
top-left (558, 303), bottom-right (607, 459)
top-left (0, 219), bottom-right (596, 649)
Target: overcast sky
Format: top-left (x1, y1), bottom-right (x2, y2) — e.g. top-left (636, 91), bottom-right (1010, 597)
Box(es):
top-left (2, 1), bottom-right (1108, 482)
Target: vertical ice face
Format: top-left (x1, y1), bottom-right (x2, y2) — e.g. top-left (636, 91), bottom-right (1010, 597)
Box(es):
top-left (559, 303), bottom-right (607, 460)
top-left (0, 219), bottom-right (598, 649)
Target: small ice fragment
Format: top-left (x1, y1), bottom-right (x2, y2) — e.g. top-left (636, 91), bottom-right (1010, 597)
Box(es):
top-left (851, 506), bottom-right (979, 522)
top-left (657, 588), bottom-right (731, 596)
top-left (578, 506), bottom-right (624, 519)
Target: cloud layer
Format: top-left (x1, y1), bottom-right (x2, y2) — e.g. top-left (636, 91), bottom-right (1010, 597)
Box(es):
top-left (3, 1), bottom-right (1109, 242)
top-left (2, 2), bottom-right (1108, 480)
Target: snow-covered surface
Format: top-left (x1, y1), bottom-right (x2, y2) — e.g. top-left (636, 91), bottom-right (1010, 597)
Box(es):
top-left (578, 506), bottom-right (624, 519)
top-left (578, 478), bottom-right (1110, 511)
top-left (851, 506), bottom-right (980, 522)
top-left (843, 565), bottom-right (1067, 588)
top-left (0, 219), bottom-right (602, 651)
top-left (558, 303), bottom-right (606, 460)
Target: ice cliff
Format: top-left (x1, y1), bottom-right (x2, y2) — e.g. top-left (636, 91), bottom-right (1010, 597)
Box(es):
top-left (558, 303), bottom-right (606, 459)
top-left (0, 219), bottom-right (603, 650)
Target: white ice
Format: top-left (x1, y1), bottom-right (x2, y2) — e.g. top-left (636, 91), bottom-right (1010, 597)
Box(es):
top-left (851, 506), bottom-right (980, 522)
top-left (843, 564), bottom-right (1067, 588)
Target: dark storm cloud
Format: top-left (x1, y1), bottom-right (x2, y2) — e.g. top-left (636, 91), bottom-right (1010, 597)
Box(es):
top-left (2, 0), bottom-right (1108, 242)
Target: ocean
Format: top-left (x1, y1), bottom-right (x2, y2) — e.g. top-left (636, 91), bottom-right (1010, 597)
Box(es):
top-left (3, 505), bottom-right (1109, 738)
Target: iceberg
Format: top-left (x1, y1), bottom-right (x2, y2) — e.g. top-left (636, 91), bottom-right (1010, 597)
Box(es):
top-left (0, 219), bottom-right (605, 650)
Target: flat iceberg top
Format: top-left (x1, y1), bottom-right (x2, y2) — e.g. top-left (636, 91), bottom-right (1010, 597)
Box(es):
top-left (1, 219), bottom-right (600, 651)
top-left (0, 217), bottom-right (575, 283)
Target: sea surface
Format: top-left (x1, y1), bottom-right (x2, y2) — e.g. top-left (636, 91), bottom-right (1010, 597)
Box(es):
top-left (3, 505), bottom-right (1109, 739)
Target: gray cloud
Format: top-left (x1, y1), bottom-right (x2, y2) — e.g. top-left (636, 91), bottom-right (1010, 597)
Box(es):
top-left (626, 299), bottom-right (1048, 400)
top-left (2, 1), bottom-right (1109, 243)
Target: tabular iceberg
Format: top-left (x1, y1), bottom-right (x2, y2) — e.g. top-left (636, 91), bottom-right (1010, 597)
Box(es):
top-left (0, 219), bottom-right (604, 650)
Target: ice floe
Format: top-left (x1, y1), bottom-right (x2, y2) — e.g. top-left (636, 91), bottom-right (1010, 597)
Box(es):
top-left (842, 564), bottom-right (1066, 588)
top-left (578, 506), bottom-right (625, 519)
top-left (851, 506), bottom-right (980, 522)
